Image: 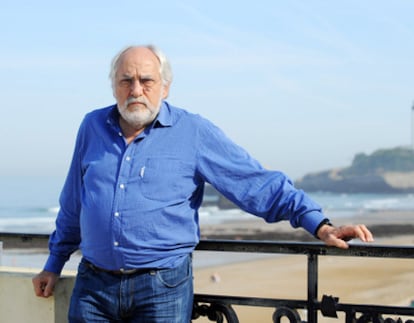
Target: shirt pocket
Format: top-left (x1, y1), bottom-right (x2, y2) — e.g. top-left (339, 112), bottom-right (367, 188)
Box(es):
top-left (139, 157), bottom-right (194, 202)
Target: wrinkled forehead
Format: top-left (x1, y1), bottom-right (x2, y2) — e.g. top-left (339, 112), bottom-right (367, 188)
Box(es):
top-left (116, 47), bottom-right (161, 78)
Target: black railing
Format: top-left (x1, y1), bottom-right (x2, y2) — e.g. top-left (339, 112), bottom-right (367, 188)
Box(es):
top-left (1, 233), bottom-right (414, 323)
top-left (193, 240), bottom-right (414, 323)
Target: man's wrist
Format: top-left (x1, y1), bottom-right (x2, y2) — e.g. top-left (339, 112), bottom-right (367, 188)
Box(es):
top-left (314, 218), bottom-right (333, 239)
top-left (44, 254), bottom-right (66, 275)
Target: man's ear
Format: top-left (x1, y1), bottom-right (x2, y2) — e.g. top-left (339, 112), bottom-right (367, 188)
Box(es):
top-left (162, 83), bottom-right (170, 99)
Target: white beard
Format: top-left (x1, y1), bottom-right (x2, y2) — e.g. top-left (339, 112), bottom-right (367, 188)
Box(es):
top-left (117, 94), bottom-right (163, 129)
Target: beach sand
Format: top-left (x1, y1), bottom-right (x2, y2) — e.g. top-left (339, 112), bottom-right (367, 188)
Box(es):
top-left (193, 212), bottom-right (414, 322)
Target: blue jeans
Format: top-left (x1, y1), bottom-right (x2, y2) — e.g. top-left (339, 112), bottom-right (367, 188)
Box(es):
top-left (68, 255), bottom-right (193, 323)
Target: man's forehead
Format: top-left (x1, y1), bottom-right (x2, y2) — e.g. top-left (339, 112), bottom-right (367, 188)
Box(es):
top-left (117, 49), bottom-right (160, 76)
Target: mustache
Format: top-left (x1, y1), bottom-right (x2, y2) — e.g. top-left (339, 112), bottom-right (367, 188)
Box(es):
top-left (126, 97), bottom-right (148, 106)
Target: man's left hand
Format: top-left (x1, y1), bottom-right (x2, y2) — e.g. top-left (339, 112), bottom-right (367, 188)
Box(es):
top-left (317, 224), bottom-right (374, 249)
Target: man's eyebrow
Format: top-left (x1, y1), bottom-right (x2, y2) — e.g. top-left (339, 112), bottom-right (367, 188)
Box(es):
top-left (139, 75), bottom-right (155, 80)
top-left (119, 74), bottom-right (133, 80)
top-left (119, 74), bottom-right (155, 80)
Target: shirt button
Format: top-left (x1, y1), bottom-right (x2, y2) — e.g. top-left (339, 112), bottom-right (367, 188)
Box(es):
top-left (114, 241), bottom-right (119, 246)
top-left (126, 156), bottom-right (131, 161)
top-left (114, 212), bottom-right (120, 217)
top-left (120, 184), bottom-right (125, 189)
top-left (118, 132), bottom-right (123, 137)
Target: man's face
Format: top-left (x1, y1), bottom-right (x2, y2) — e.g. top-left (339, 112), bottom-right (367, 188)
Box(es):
top-left (114, 47), bottom-right (170, 129)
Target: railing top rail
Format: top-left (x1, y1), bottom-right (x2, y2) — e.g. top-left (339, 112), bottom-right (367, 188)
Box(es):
top-left (196, 239), bottom-right (414, 259)
top-left (1, 232), bottom-right (413, 259)
top-left (197, 240), bottom-right (414, 258)
top-left (0, 232), bottom-right (50, 239)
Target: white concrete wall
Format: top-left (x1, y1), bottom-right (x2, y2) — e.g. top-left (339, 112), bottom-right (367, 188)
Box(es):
top-left (0, 267), bottom-right (76, 323)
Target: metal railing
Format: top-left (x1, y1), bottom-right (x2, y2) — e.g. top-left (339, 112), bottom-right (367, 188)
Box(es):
top-left (193, 240), bottom-right (414, 323)
top-left (1, 233), bottom-right (414, 323)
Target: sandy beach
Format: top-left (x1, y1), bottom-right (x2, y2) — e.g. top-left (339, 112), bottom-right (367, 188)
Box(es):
top-left (193, 211), bottom-right (414, 322)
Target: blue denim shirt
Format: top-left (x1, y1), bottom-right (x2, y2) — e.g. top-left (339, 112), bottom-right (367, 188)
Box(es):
top-left (45, 101), bottom-right (326, 274)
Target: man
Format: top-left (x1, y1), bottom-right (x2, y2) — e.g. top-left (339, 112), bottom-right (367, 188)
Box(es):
top-left (33, 45), bottom-right (373, 322)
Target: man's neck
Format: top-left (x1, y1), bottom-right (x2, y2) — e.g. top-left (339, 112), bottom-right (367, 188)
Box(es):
top-left (119, 118), bottom-right (146, 144)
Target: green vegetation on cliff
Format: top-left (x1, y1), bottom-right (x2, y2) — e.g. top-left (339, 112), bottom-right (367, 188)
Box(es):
top-left (342, 147), bottom-right (414, 176)
top-left (296, 147), bottom-right (414, 193)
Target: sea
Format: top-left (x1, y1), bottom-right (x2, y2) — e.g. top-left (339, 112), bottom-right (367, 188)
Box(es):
top-left (2, 175), bottom-right (414, 234)
top-left (1, 175), bottom-right (414, 269)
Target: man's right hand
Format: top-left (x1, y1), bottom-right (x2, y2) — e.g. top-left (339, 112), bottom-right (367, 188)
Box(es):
top-left (32, 270), bottom-right (59, 298)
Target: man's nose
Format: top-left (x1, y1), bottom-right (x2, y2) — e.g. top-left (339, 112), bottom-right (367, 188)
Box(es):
top-left (130, 80), bottom-right (144, 97)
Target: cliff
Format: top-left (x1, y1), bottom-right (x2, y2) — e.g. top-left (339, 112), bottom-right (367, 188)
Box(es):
top-left (295, 147), bottom-right (414, 193)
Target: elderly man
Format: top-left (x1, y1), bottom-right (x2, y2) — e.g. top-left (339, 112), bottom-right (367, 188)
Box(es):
top-left (33, 45), bottom-right (373, 322)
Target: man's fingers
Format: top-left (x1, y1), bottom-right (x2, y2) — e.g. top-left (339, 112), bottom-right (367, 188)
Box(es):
top-left (32, 271), bottom-right (58, 298)
top-left (331, 237), bottom-right (349, 249)
top-left (319, 224), bottom-right (374, 250)
top-left (43, 282), bottom-right (54, 297)
top-left (33, 281), bottom-right (51, 298)
top-left (33, 282), bottom-right (44, 297)
top-left (339, 224), bottom-right (374, 242)
top-left (359, 224), bottom-right (374, 242)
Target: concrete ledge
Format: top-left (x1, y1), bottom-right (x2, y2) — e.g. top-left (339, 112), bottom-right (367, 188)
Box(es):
top-left (0, 267), bottom-right (76, 323)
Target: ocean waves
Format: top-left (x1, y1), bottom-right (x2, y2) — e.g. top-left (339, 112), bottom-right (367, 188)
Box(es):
top-left (1, 193), bottom-right (414, 234)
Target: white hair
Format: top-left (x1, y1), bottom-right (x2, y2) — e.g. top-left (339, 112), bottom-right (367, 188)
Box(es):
top-left (109, 45), bottom-right (173, 90)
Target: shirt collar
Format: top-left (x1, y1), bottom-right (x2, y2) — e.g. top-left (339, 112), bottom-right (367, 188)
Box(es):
top-left (154, 101), bottom-right (173, 128)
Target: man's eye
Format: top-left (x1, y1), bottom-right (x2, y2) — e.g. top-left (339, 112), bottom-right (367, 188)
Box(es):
top-left (141, 79), bottom-right (155, 87)
top-left (119, 79), bottom-right (132, 87)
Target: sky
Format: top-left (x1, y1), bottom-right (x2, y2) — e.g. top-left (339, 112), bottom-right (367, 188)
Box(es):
top-left (1, 0), bottom-right (413, 181)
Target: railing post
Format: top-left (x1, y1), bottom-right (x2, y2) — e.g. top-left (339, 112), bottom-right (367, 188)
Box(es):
top-left (307, 253), bottom-right (318, 323)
